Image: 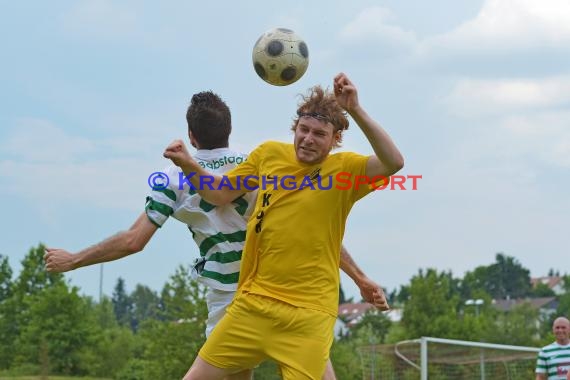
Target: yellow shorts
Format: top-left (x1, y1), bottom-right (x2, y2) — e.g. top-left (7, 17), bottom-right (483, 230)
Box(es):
top-left (199, 292), bottom-right (336, 379)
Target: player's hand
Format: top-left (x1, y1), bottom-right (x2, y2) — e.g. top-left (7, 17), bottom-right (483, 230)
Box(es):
top-left (44, 248), bottom-right (76, 273)
top-left (334, 72), bottom-right (359, 113)
top-left (163, 139), bottom-right (195, 169)
top-left (357, 276), bottom-right (390, 311)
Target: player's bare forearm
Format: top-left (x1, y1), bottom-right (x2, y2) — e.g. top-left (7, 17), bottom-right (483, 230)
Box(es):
top-left (339, 245), bottom-right (390, 310)
top-left (339, 245), bottom-right (365, 283)
top-left (45, 234), bottom-right (133, 272)
top-left (351, 106), bottom-right (404, 178)
top-left (333, 73), bottom-right (403, 178)
top-left (45, 213), bottom-right (157, 272)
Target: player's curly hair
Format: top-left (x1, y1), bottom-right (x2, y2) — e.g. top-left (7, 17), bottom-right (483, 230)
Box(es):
top-left (291, 85), bottom-right (349, 148)
top-left (186, 91), bottom-right (231, 149)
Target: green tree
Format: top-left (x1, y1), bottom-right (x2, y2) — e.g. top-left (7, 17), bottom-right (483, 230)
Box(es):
top-left (460, 266), bottom-right (489, 299)
top-left (530, 282), bottom-right (556, 297)
top-left (484, 302), bottom-right (540, 346)
top-left (130, 284), bottom-right (160, 331)
top-left (562, 274), bottom-right (570, 292)
top-left (330, 329), bottom-right (371, 379)
top-left (14, 282), bottom-right (100, 375)
top-left (461, 253), bottom-right (531, 300)
top-left (401, 269), bottom-right (463, 339)
top-left (334, 322), bottom-right (398, 380)
top-left (547, 268), bottom-right (560, 277)
top-left (350, 309), bottom-right (393, 344)
top-left (113, 277), bottom-right (134, 329)
top-left (0, 254), bottom-right (12, 302)
top-left (13, 244), bottom-right (65, 297)
top-left (159, 265), bottom-right (207, 322)
top-left (393, 284), bottom-right (410, 305)
top-left (0, 255), bottom-right (15, 369)
top-left (83, 297), bottom-right (138, 378)
top-left (457, 293), bottom-right (494, 343)
top-left (134, 265), bottom-right (207, 380)
top-left (139, 318), bottom-right (205, 380)
top-left (487, 253), bottom-right (531, 299)
top-left (1, 244), bottom-right (66, 371)
top-left (554, 292), bottom-right (570, 329)
top-left (530, 278), bottom-right (570, 344)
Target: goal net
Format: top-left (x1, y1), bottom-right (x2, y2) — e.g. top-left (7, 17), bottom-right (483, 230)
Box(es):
top-left (357, 337), bottom-right (539, 379)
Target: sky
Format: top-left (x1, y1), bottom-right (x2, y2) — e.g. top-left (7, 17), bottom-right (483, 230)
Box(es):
top-left (1, 0), bottom-right (569, 302)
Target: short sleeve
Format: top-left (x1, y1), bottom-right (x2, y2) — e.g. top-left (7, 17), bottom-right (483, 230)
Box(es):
top-left (145, 165), bottom-right (184, 227)
top-left (224, 143), bottom-right (265, 191)
top-left (340, 152), bottom-right (389, 202)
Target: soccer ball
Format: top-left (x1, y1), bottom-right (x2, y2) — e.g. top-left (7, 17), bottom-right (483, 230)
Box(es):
top-left (252, 28), bottom-right (309, 86)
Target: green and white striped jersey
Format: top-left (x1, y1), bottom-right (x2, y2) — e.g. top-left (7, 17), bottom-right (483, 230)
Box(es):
top-left (536, 342), bottom-right (570, 379)
top-left (145, 148), bottom-right (256, 291)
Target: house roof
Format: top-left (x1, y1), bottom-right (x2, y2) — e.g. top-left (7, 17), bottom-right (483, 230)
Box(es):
top-left (531, 276), bottom-right (563, 289)
top-left (338, 302), bottom-right (375, 324)
top-left (491, 297), bottom-right (557, 312)
top-left (338, 302), bottom-right (402, 325)
top-left (338, 303), bottom-right (377, 327)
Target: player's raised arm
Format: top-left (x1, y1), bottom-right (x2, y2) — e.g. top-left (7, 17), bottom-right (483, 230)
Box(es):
top-left (45, 212), bottom-right (157, 272)
top-left (163, 139), bottom-right (245, 205)
top-left (333, 73), bottom-right (404, 179)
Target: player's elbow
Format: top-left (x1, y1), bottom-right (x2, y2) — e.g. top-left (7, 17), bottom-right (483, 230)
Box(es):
top-left (124, 231), bottom-right (147, 254)
top-left (387, 155), bottom-right (405, 176)
top-left (394, 155), bottom-right (405, 172)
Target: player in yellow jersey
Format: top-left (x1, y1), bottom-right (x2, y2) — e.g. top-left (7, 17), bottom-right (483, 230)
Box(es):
top-left (164, 72), bottom-right (404, 380)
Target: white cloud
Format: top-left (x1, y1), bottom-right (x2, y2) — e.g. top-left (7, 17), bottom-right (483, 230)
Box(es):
top-left (0, 118), bottom-right (97, 163)
top-left (0, 120), bottom-right (163, 211)
top-left (339, 7), bottom-right (417, 52)
top-left (427, 0), bottom-right (570, 51)
top-left (0, 159), bottom-right (148, 210)
top-left (443, 76), bottom-right (570, 117)
top-left (501, 111), bottom-right (570, 168)
top-left (440, 76), bottom-right (570, 169)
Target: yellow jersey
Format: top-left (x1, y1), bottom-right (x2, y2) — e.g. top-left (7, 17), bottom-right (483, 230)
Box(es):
top-left (225, 141), bottom-right (376, 316)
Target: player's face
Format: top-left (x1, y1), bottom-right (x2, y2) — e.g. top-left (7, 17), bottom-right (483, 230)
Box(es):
top-left (294, 116), bottom-right (337, 165)
top-left (553, 319), bottom-right (570, 343)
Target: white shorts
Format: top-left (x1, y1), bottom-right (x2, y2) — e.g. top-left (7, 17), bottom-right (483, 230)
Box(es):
top-left (205, 288), bottom-right (236, 337)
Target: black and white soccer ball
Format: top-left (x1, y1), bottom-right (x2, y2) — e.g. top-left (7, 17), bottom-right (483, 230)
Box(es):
top-left (252, 28), bottom-right (309, 86)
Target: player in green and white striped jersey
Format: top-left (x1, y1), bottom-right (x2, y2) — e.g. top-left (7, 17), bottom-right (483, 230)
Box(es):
top-left (536, 316), bottom-right (570, 380)
top-left (146, 150), bottom-right (256, 337)
top-left (146, 152), bottom-right (253, 292)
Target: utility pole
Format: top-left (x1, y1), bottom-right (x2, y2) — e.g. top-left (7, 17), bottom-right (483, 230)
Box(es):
top-left (466, 299), bottom-right (485, 380)
top-left (99, 263), bottom-right (104, 303)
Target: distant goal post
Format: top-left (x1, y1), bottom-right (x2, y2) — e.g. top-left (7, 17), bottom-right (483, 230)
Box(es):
top-left (417, 337), bottom-right (540, 380)
top-left (357, 336), bottom-right (540, 379)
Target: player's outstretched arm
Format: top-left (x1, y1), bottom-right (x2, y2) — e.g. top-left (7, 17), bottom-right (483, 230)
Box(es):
top-left (339, 245), bottom-right (390, 311)
top-left (163, 139), bottom-right (244, 205)
top-left (44, 212), bottom-right (158, 273)
top-left (333, 73), bottom-right (404, 179)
